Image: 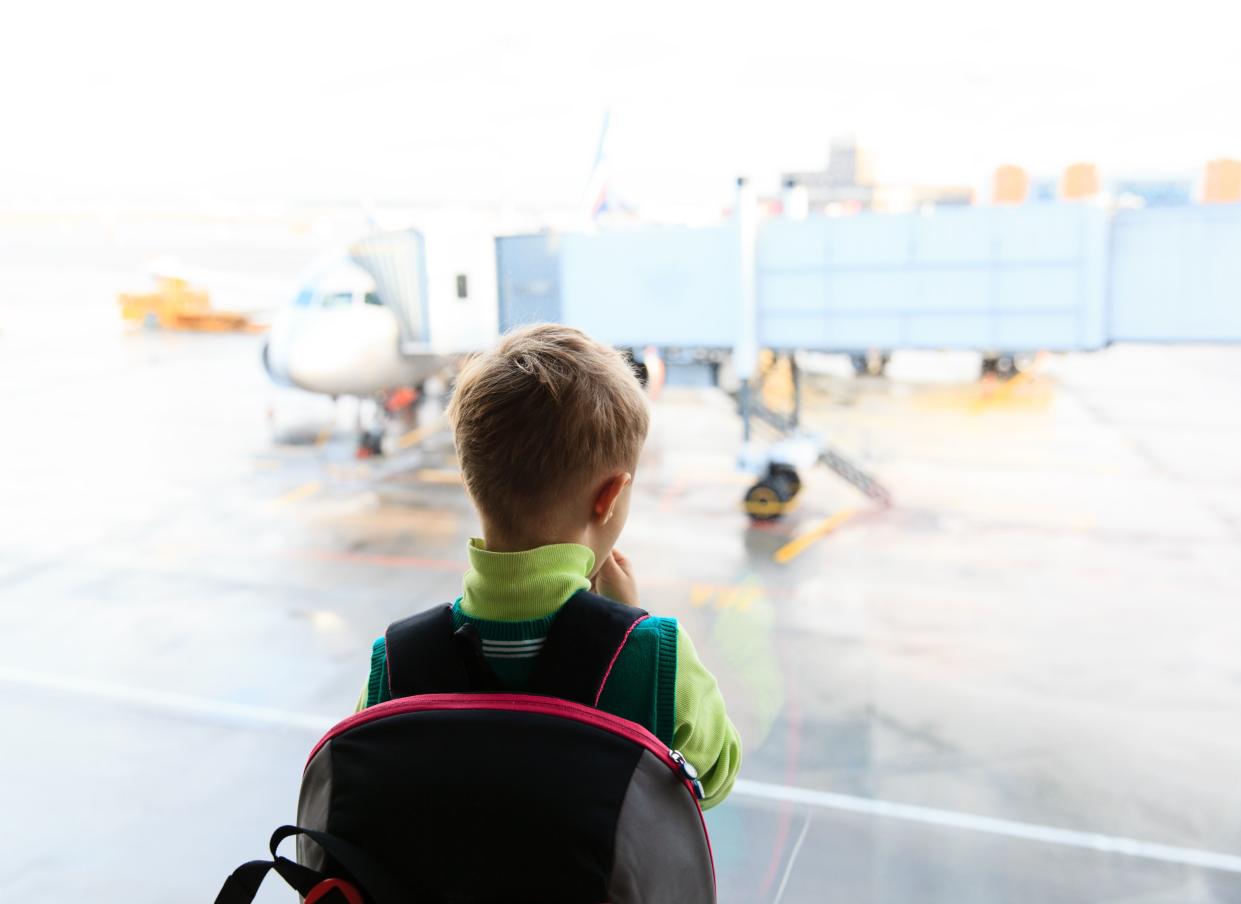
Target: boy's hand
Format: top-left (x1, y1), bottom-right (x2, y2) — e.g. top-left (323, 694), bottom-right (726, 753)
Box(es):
top-left (593, 549), bottom-right (639, 606)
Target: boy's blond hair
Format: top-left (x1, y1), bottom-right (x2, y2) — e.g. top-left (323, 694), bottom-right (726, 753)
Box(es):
top-left (448, 324), bottom-right (649, 535)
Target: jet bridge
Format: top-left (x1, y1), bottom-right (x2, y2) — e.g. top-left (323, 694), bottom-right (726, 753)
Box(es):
top-left (495, 200), bottom-right (1241, 521)
top-left (496, 203), bottom-right (1241, 357)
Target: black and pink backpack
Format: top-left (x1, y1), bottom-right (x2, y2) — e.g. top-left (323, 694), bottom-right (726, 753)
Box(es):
top-left (215, 591), bottom-right (716, 903)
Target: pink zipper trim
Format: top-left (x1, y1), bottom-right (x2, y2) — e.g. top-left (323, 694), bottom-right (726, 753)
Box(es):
top-left (310, 693), bottom-right (670, 771)
top-left (593, 614), bottom-right (649, 707)
top-left (306, 693), bottom-right (715, 883)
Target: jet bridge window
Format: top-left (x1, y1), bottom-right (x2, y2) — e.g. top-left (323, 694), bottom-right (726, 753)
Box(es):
top-left (456, 274), bottom-right (468, 300)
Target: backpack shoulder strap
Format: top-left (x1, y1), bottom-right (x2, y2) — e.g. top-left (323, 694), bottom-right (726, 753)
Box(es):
top-left (652, 616), bottom-right (679, 746)
top-left (384, 605), bottom-right (499, 698)
top-left (364, 637), bottom-right (389, 708)
top-left (526, 590), bottom-right (649, 707)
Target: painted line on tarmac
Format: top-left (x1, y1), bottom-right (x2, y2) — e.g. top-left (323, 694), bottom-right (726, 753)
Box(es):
top-left (397, 415), bottom-right (449, 451)
top-left (412, 468), bottom-right (464, 485)
top-left (0, 666), bottom-right (334, 734)
top-left (772, 812), bottom-right (813, 904)
top-left (7, 665), bottom-right (1241, 876)
top-left (733, 778), bottom-right (1241, 874)
top-left (281, 548), bottom-right (467, 572)
top-left (273, 479), bottom-right (322, 506)
top-left (772, 508), bottom-right (858, 564)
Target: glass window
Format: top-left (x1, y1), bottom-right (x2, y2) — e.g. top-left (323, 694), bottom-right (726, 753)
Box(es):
top-left (319, 291), bottom-right (353, 308)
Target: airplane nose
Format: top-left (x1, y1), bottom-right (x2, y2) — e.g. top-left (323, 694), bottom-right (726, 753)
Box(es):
top-left (262, 339), bottom-right (291, 385)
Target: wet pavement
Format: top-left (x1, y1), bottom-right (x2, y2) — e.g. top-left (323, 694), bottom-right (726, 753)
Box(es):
top-left (3, 231), bottom-right (1241, 902)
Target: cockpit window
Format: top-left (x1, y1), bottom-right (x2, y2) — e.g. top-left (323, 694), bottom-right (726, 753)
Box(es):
top-left (319, 291), bottom-right (354, 308)
top-left (364, 291), bottom-right (384, 306)
top-left (294, 288), bottom-right (314, 307)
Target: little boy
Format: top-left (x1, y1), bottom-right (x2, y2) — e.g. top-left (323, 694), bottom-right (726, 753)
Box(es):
top-left (357, 323), bottom-right (740, 809)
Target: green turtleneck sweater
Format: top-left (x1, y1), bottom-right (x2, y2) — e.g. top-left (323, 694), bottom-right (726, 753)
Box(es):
top-left (359, 540), bottom-right (740, 809)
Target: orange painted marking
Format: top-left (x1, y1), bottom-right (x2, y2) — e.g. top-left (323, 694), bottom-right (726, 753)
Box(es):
top-left (283, 548), bottom-right (467, 572)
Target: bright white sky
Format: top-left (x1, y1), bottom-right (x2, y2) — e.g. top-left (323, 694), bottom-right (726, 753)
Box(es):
top-left (2, 0), bottom-right (1239, 211)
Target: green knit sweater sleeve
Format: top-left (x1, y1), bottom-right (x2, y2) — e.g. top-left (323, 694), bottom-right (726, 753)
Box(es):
top-left (673, 624), bottom-right (742, 810)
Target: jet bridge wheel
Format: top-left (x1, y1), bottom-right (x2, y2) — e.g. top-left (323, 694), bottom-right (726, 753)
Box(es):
top-left (850, 351), bottom-right (890, 377)
top-left (744, 463), bottom-right (802, 522)
top-left (981, 353), bottom-right (1021, 379)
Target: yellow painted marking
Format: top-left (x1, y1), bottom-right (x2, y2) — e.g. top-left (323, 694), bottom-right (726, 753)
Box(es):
top-left (308, 611), bottom-right (347, 633)
top-left (689, 580), bottom-right (765, 611)
top-left (275, 480), bottom-right (322, 506)
top-left (413, 468), bottom-right (464, 485)
top-left (397, 415), bottom-right (449, 451)
top-left (721, 583), bottom-right (762, 612)
top-left (690, 584), bottom-right (715, 607)
top-left (773, 508), bottom-right (859, 564)
top-left (969, 370), bottom-right (1032, 413)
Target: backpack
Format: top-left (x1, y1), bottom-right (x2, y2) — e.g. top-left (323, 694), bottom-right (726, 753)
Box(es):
top-left (215, 590), bottom-right (717, 903)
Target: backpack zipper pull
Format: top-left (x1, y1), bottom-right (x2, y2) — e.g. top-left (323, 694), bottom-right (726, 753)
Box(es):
top-left (669, 749), bottom-right (706, 800)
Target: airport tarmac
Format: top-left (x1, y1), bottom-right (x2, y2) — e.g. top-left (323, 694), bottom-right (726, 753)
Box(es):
top-left (3, 265), bottom-right (1241, 900)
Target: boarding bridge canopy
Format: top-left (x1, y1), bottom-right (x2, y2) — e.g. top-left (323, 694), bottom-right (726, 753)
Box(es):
top-left (496, 205), bottom-right (1241, 353)
top-left (349, 229), bottom-right (432, 351)
top-left (1109, 206), bottom-right (1241, 342)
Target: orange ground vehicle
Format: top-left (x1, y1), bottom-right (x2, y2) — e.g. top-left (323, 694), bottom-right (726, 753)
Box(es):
top-left (118, 275), bottom-right (258, 332)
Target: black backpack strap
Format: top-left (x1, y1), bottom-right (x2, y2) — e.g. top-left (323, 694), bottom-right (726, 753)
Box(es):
top-left (384, 605), bottom-right (500, 698)
top-left (526, 590), bottom-right (649, 707)
top-left (215, 825), bottom-right (403, 904)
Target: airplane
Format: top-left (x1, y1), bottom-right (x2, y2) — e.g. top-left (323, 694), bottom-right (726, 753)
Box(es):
top-left (263, 113), bottom-right (615, 456)
top-left (262, 222), bottom-right (499, 455)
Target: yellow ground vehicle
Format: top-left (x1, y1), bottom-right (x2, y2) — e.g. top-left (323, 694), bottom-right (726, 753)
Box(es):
top-left (118, 276), bottom-right (257, 332)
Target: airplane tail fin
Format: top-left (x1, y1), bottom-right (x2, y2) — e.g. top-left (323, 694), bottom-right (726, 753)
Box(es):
top-left (582, 109), bottom-right (612, 223)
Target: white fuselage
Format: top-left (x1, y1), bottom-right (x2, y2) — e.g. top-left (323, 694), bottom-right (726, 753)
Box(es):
top-left (264, 258), bottom-right (446, 397)
top-left (265, 220), bottom-right (500, 398)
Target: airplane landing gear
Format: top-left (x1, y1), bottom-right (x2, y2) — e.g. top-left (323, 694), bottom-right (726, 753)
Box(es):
top-left (357, 429), bottom-right (385, 458)
top-left (354, 384), bottom-right (424, 458)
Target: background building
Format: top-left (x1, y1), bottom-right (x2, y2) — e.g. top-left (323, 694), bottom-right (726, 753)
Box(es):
top-left (782, 135), bottom-right (972, 214)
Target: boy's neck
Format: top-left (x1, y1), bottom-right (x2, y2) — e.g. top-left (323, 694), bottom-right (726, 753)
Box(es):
top-left (480, 532), bottom-right (586, 554)
top-left (480, 518), bottom-right (586, 554)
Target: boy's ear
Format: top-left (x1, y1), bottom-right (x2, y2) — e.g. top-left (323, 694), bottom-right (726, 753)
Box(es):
top-left (592, 472), bottom-right (632, 524)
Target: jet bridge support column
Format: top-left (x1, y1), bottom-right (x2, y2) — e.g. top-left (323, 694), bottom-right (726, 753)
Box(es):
top-left (735, 177), bottom-right (758, 444)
